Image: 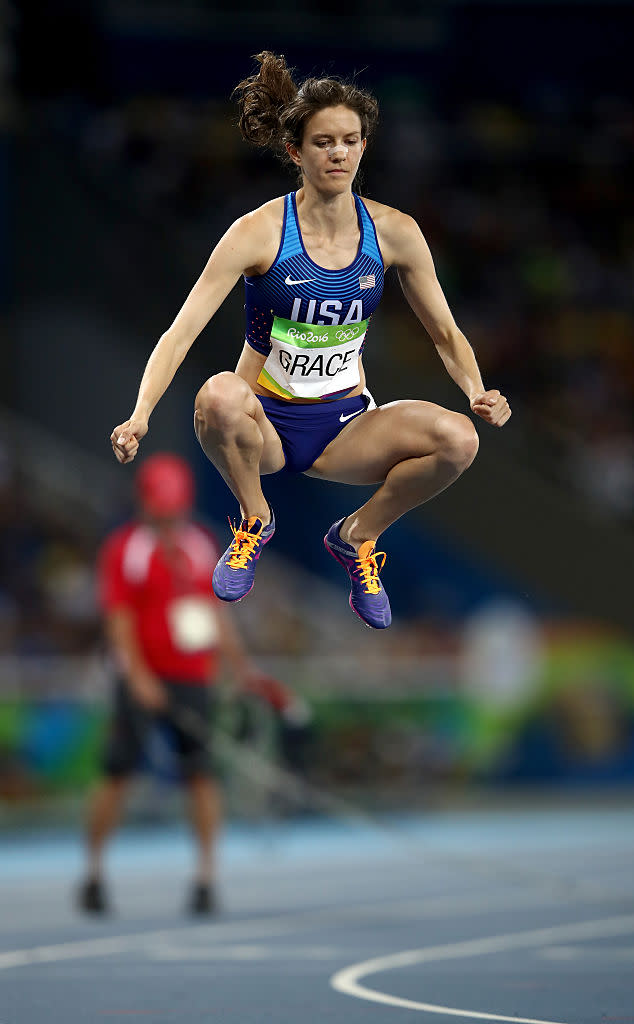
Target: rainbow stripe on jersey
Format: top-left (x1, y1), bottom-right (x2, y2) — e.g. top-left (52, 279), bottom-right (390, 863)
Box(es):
top-left (244, 192), bottom-right (384, 401)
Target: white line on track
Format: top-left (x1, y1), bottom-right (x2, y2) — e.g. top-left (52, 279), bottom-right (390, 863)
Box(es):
top-left (330, 913), bottom-right (634, 1024)
top-left (151, 942), bottom-right (343, 961)
top-left (0, 921), bottom-right (300, 970)
top-left (0, 932), bottom-right (170, 970)
top-left (539, 943), bottom-right (634, 962)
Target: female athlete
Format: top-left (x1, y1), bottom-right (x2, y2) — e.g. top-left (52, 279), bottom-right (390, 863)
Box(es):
top-left (111, 52), bottom-right (511, 630)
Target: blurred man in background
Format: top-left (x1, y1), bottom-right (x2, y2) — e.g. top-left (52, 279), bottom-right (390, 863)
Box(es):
top-left (78, 452), bottom-right (269, 916)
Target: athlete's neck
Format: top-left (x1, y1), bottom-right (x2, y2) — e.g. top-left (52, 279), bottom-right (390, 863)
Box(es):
top-left (295, 186), bottom-right (357, 238)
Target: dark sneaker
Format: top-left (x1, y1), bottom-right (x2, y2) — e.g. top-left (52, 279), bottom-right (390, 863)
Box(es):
top-left (212, 509), bottom-right (275, 602)
top-left (188, 882), bottom-right (218, 916)
top-left (324, 518), bottom-right (391, 629)
top-left (78, 877), bottom-right (109, 914)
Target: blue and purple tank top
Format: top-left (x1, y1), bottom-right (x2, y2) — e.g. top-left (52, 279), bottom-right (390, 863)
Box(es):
top-left (244, 192), bottom-right (384, 401)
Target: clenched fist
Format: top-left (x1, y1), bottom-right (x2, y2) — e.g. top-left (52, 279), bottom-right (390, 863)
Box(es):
top-left (110, 418), bottom-right (148, 464)
top-left (470, 390), bottom-right (511, 427)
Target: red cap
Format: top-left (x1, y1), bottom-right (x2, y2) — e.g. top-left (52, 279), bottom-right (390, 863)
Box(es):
top-left (136, 453), bottom-right (195, 517)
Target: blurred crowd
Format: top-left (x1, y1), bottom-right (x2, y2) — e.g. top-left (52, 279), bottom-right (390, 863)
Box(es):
top-left (0, 443), bottom-right (100, 658)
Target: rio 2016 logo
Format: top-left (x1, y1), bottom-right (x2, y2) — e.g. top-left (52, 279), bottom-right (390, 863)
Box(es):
top-left (287, 327), bottom-right (329, 344)
top-left (335, 326), bottom-right (362, 343)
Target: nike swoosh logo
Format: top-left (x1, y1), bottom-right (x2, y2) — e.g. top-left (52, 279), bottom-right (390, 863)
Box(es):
top-left (285, 275), bottom-right (316, 286)
top-left (339, 408), bottom-right (364, 423)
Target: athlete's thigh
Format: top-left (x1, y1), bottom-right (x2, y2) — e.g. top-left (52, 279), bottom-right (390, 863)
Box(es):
top-left (195, 371), bottom-right (285, 475)
top-left (249, 391), bottom-right (286, 475)
top-left (306, 399), bottom-right (449, 485)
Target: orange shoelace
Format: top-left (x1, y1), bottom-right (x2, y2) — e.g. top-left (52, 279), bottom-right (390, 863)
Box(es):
top-left (226, 519), bottom-right (262, 569)
top-left (354, 541), bottom-right (386, 595)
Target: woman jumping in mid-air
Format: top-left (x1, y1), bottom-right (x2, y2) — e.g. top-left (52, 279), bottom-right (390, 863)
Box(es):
top-left (111, 51), bottom-right (511, 630)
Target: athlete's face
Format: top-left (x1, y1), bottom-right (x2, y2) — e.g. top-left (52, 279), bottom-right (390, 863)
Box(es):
top-left (288, 106), bottom-right (366, 192)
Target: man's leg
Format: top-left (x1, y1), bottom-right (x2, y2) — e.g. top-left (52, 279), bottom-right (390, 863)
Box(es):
top-left (185, 774), bottom-right (223, 888)
top-left (170, 683), bottom-right (222, 913)
top-left (84, 776), bottom-right (130, 884)
top-left (79, 680), bottom-right (147, 912)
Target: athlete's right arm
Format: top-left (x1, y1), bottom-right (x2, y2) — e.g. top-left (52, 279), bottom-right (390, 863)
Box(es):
top-left (111, 208), bottom-right (276, 464)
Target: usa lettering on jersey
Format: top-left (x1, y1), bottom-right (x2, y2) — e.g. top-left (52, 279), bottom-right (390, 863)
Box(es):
top-left (290, 297), bottom-right (364, 326)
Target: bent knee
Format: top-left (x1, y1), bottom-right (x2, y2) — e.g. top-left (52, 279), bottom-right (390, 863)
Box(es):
top-left (435, 412), bottom-right (479, 469)
top-left (194, 372), bottom-right (252, 431)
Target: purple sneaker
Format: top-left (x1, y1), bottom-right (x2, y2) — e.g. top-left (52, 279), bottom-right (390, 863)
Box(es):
top-left (212, 509), bottom-right (275, 602)
top-left (324, 518), bottom-right (391, 629)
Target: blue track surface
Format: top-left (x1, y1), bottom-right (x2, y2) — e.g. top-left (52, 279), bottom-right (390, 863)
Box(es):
top-left (2, 803), bottom-right (634, 1023)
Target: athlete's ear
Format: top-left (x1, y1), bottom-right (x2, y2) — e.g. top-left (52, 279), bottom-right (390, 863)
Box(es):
top-left (286, 142), bottom-right (302, 167)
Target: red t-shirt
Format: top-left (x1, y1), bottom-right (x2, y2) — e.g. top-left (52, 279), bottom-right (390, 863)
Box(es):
top-left (97, 520), bottom-right (221, 684)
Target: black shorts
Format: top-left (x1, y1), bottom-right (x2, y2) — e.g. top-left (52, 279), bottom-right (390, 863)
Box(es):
top-left (102, 678), bottom-right (215, 781)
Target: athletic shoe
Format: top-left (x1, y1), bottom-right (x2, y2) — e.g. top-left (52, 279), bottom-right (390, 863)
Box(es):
top-left (212, 508), bottom-right (275, 602)
top-left (188, 882), bottom-right (218, 916)
top-left (77, 877), bottom-right (109, 914)
top-left (324, 518), bottom-right (391, 629)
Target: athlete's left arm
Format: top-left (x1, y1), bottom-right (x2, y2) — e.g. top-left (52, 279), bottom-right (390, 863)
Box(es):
top-left (385, 211), bottom-right (511, 427)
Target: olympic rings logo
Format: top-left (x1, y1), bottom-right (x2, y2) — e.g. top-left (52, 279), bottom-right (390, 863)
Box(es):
top-left (335, 326), bottom-right (362, 342)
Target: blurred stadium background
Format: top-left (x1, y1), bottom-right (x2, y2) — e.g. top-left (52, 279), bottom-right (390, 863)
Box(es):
top-left (1, 0), bottom-right (633, 828)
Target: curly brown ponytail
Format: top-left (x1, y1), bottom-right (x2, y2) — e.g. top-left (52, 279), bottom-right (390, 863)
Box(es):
top-left (233, 51), bottom-right (379, 167)
top-left (233, 52), bottom-right (299, 149)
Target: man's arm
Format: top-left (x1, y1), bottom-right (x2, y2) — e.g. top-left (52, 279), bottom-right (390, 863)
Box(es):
top-left (382, 210), bottom-right (511, 427)
top-left (105, 607), bottom-right (166, 711)
top-left (212, 602), bottom-right (297, 716)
